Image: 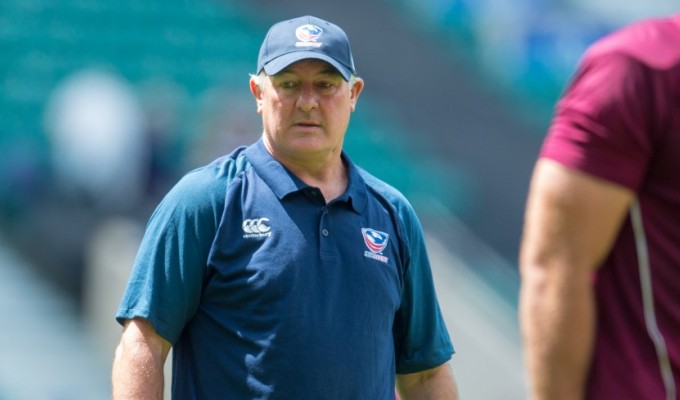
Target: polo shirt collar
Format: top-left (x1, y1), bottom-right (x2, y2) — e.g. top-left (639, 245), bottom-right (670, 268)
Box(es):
top-left (244, 139), bottom-right (367, 214)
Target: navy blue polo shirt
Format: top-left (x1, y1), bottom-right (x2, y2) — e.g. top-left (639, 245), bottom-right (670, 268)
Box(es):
top-left (116, 139), bottom-right (454, 399)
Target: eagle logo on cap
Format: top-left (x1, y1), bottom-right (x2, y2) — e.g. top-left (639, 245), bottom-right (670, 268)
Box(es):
top-left (295, 24), bottom-right (323, 42)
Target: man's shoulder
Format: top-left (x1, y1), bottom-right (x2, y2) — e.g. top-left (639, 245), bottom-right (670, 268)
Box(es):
top-left (586, 14), bottom-right (680, 69)
top-left (358, 167), bottom-right (409, 206)
top-left (182, 147), bottom-right (251, 187)
top-left (165, 146), bottom-right (252, 210)
top-left (356, 167), bottom-right (420, 228)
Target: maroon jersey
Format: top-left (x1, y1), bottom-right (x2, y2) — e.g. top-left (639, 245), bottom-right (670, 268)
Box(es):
top-left (540, 14), bottom-right (680, 400)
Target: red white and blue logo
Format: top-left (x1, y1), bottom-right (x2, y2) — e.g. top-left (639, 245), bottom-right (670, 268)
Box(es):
top-left (362, 228), bottom-right (389, 264)
top-left (362, 228), bottom-right (389, 254)
top-left (295, 24), bottom-right (323, 42)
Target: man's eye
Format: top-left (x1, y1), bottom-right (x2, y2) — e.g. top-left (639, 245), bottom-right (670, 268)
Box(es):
top-left (280, 81), bottom-right (297, 89)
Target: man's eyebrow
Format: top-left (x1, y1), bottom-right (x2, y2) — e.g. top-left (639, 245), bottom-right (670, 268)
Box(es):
top-left (319, 67), bottom-right (342, 77)
top-left (272, 70), bottom-right (296, 78)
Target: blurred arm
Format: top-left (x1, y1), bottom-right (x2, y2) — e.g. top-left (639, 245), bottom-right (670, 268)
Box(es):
top-left (396, 362), bottom-right (459, 399)
top-left (519, 159), bottom-right (634, 400)
top-left (112, 318), bottom-right (172, 400)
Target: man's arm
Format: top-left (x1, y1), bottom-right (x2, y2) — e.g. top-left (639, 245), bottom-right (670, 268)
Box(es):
top-left (112, 318), bottom-right (172, 400)
top-left (519, 159), bottom-right (634, 400)
top-left (396, 363), bottom-right (459, 399)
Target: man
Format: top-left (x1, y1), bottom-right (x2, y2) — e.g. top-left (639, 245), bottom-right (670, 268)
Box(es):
top-left (112, 15), bottom-right (458, 399)
top-left (519, 13), bottom-right (680, 400)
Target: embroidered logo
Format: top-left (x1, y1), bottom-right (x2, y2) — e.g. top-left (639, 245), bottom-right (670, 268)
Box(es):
top-left (242, 218), bottom-right (271, 239)
top-left (362, 228), bottom-right (389, 263)
top-left (295, 24), bottom-right (323, 48)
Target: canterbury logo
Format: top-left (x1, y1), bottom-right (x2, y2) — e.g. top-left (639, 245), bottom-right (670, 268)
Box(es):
top-left (242, 218), bottom-right (271, 238)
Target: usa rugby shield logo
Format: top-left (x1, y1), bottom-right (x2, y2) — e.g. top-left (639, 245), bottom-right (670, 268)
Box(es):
top-left (362, 228), bottom-right (389, 254)
top-left (295, 24), bottom-right (323, 42)
top-left (295, 24), bottom-right (324, 48)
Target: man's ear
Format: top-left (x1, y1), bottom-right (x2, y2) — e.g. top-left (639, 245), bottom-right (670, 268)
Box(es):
top-left (349, 78), bottom-right (364, 112)
top-left (250, 77), bottom-right (264, 113)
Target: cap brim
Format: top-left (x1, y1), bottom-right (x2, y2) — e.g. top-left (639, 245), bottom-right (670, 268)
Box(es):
top-left (262, 51), bottom-right (352, 81)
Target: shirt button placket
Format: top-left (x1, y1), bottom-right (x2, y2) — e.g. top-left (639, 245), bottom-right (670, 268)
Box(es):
top-left (321, 207), bottom-right (329, 237)
top-left (319, 206), bottom-right (334, 259)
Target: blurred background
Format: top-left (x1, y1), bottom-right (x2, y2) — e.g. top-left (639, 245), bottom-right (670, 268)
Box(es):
top-left (0, 0), bottom-right (676, 398)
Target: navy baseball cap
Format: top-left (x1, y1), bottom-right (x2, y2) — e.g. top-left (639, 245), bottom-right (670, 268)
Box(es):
top-left (257, 16), bottom-right (356, 81)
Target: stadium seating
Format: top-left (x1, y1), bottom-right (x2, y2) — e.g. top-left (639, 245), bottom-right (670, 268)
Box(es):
top-left (0, 0), bottom-right (467, 220)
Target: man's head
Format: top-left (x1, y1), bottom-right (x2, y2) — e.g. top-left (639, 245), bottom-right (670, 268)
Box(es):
top-left (251, 16), bottom-right (364, 167)
top-left (257, 15), bottom-right (356, 81)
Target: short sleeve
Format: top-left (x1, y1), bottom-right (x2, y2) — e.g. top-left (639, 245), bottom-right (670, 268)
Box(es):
top-left (115, 164), bottom-right (227, 344)
top-left (541, 52), bottom-right (655, 191)
top-left (393, 201), bottom-right (454, 374)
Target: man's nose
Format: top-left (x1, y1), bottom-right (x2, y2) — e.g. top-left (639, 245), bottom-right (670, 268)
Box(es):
top-left (296, 86), bottom-right (318, 112)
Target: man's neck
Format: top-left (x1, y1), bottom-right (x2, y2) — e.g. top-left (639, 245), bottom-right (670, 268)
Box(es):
top-left (262, 137), bottom-right (349, 202)
top-left (284, 156), bottom-right (348, 203)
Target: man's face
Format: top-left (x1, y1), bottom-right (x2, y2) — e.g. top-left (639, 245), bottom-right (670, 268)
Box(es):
top-left (251, 59), bottom-right (363, 165)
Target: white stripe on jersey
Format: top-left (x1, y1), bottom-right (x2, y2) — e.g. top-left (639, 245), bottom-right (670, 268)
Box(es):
top-left (631, 199), bottom-right (676, 400)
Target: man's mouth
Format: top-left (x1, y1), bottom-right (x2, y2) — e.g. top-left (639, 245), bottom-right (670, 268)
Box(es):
top-left (294, 121), bottom-right (321, 128)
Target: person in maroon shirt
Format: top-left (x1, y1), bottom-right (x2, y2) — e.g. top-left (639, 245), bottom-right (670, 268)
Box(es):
top-left (519, 13), bottom-right (680, 400)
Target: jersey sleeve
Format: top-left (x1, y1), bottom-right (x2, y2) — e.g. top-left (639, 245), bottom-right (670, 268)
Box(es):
top-left (541, 51), bottom-right (656, 191)
top-left (393, 199), bottom-right (455, 374)
top-left (115, 162), bottom-right (228, 344)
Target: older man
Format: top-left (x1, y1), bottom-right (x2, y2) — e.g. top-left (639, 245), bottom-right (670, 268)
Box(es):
top-left (112, 15), bottom-right (458, 399)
